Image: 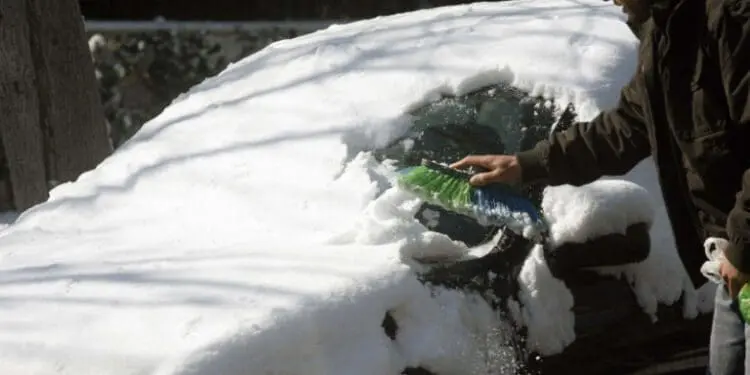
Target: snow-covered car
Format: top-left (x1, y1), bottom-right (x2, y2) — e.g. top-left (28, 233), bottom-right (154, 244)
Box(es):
top-left (0, 0), bottom-right (717, 374)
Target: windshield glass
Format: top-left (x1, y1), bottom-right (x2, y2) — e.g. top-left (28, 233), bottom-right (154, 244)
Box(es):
top-left (373, 83), bottom-right (577, 246)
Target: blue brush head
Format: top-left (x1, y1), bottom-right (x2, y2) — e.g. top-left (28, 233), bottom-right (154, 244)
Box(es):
top-left (471, 185), bottom-right (546, 235)
top-left (395, 160), bottom-right (547, 239)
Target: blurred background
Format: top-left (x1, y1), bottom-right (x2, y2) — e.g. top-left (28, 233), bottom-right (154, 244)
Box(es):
top-left (80, 0), bottom-right (480, 148)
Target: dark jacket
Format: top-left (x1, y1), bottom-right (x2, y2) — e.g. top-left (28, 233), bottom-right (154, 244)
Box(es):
top-left (515, 0), bottom-right (750, 286)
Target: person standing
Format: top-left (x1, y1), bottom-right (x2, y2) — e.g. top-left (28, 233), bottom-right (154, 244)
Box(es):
top-left (451, 0), bottom-right (750, 373)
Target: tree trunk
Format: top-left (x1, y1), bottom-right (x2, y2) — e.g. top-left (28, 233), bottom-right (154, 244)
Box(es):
top-left (0, 0), bottom-right (48, 211)
top-left (26, 0), bottom-right (111, 185)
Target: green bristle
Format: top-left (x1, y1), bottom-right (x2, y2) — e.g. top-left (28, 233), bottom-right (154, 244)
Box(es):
top-left (435, 177), bottom-right (454, 204)
top-left (456, 180), bottom-right (472, 208)
top-left (431, 173), bottom-right (453, 193)
top-left (446, 179), bottom-right (468, 207)
top-left (398, 162), bottom-right (476, 214)
top-left (412, 170), bottom-right (438, 192)
top-left (398, 160), bottom-right (547, 240)
top-left (437, 174), bottom-right (456, 192)
top-left (400, 166), bottom-right (430, 186)
top-left (422, 168), bottom-right (444, 185)
top-left (399, 167), bottom-right (434, 195)
top-left (420, 166), bottom-right (441, 182)
top-left (399, 167), bottom-right (426, 187)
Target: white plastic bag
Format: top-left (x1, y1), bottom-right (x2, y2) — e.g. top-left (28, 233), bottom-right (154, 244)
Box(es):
top-left (701, 237), bottom-right (729, 284)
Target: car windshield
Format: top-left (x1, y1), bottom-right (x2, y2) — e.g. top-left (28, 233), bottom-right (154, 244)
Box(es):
top-left (373, 83), bottom-right (577, 246)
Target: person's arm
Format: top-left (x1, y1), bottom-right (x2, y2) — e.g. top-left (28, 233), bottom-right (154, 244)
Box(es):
top-left (716, 0), bottom-right (750, 275)
top-left (727, 171), bottom-right (750, 274)
top-left (515, 73), bottom-right (652, 187)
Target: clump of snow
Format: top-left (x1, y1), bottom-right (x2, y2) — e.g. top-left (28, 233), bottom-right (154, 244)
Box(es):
top-left (524, 157), bottom-right (713, 347)
top-left (328, 171), bottom-right (471, 263)
top-left (517, 245), bottom-right (575, 355)
top-left (390, 287), bottom-right (522, 374)
top-left (471, 201), bottom-right (544, 242)
top-left (155, 274), bottom-right (518, 375)
top-left (531, 159), bottom-right (709, 323)
top-left (531, 159), bottom-right (710, 325)
top-left (542, 179), bottom-right (655, 247)
top-left (594, 160), bottom-right (704, 321)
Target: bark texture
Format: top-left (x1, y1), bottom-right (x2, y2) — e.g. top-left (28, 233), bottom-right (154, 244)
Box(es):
top-left (0, 0), bottom-right (112, 210)
top-left (0, 0), bottom-right (48, 210)
top-left (26, 0), bottom-right (111, 185)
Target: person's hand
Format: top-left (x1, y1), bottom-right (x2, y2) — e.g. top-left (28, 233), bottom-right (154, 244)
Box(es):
top-left (720, 258), bottom-right (750, 298)
top-left (707, 237), bottom-right (750, 298)
top-left (449, 155), bottom-right (522, 186)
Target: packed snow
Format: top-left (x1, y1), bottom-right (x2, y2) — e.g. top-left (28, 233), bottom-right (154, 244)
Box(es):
top-left (596, 161), bottom-right (718, 320)
top-left (0, 0), bottom-right (716, 374)
top-left (516, 244), bottom-right (575, 355)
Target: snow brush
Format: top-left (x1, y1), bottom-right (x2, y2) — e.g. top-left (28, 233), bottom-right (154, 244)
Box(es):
top-left (397, 159), bottom-right (547, 240)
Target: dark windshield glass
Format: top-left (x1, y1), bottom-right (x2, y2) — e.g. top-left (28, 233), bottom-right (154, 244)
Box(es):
top-left (375, 82), bottom-right (575, 168)
top-left (373, 83), bottom-right (577, 247)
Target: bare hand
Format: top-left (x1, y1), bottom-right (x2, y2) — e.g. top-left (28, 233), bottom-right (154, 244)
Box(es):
top-left (450, 155), bottom-right (522, 186)
top-left (720, 258), bottom-right (750, 298)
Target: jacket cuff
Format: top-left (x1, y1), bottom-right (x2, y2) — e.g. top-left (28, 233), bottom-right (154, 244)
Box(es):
top-left (724, 240), bottom-right (750, 274)
top-left (515, 145), bottom-right (550, 184)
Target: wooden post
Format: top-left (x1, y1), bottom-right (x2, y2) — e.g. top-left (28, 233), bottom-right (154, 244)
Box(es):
top-left (0, 0), bottom-right (49, 211)
top-left (26, 0), bottom-right (112, 185)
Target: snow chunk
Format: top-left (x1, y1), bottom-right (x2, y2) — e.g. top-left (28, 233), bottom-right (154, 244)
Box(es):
top-left (543, 179), bottom-right (655, 247)
top-left (155, 275), bottom-right (522, 375)
top-left (517, 245), bottom-right (575, 355)
top-left (392, 287), bottom-right (522, 374)
top-left (594, 160), bottom-right (701, 320)
top-left (595, 203), bottom-right (698, 321)
top-left (529, 160), bottom-right (706, 322)
top-left (327, 167), bottom-right (470, 263)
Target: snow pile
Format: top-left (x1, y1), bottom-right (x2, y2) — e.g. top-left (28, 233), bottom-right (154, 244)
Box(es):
top-left (543, 179), bottom-right (655, 247)
top-left (536, 162), bottom-right (706, 325)
top-left (328, 157), bottom-right (471, 263)
top-left (516, 245), bottom-right (575, 355)
top-left (387, 288), bottom-right (522, 374)
top-left (523, 174), bottom-right (698, 349)
top-left (155, 275), bottom-right (519, 375)
top-left (0, 0), bottom-right (705, 373)
top-left (590, 161), bottom-right (704, 321)
top-left (515, 178), bottom-right (657, 355)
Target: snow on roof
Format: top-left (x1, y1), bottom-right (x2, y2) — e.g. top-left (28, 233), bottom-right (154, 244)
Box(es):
top-left (0, 0), bottom-right (707, 374)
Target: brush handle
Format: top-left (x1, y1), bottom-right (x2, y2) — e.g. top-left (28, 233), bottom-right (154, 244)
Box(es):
top-left (421, 159), bottom-right (473, 181)
top-left (420, 159), bottom-right (496, 184)
top-left (419, 159), bottom-right (534, 208)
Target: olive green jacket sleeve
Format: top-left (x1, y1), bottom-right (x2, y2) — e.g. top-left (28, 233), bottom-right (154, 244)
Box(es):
top-left (514, 74), bottom-right (652, 187)
top-left (715, 0), bottom-right (750, 273)
top-left (727, 171), bottom-right (750, 273)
